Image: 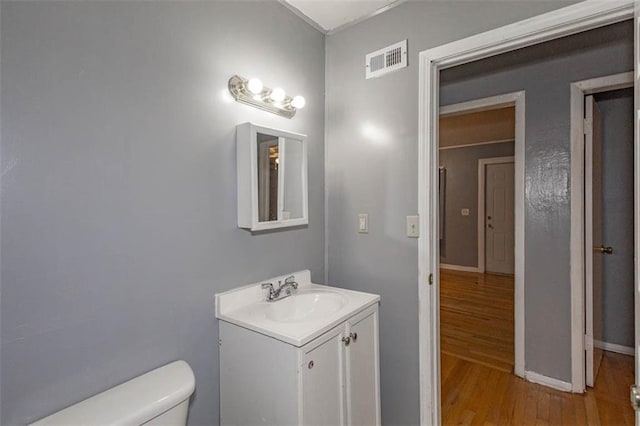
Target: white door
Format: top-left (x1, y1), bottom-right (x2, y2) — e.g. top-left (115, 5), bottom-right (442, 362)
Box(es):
top-left (585, 95), bottom-right (605, 388)
top-left (485, 162), bottom-right (515, 274)
top-left (302, 326), bottom-right (346, 426)
top-left (346, 309), bottom-right (381, 426)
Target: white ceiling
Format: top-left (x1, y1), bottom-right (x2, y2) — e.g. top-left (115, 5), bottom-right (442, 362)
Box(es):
top-left (283, 0), bottom-right (401, 33)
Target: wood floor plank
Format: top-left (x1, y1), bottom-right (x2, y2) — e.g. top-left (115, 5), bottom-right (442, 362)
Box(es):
top-left (548, 393), bottom-right (562, 426)
top-left (536, 390), bottom-right (550, 424)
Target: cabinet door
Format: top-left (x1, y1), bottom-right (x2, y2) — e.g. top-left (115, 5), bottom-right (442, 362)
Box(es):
top-left (301, 326), bottom-right (346, 426)
top-left (346, 308), bottom-right (381, 426)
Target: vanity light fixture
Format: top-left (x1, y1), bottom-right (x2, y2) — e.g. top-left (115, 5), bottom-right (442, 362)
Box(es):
top-left (228, 75), bottom-right (305, 119)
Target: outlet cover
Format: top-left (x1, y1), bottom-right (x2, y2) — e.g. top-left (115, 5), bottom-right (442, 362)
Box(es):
top-left (358, 214), bottom-right (369, 233)
top-left (406, 215), bottom-right (419, 238)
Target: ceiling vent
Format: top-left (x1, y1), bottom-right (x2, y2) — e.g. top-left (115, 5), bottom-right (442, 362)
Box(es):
top-left (365, 39), bottom-right (407, 79)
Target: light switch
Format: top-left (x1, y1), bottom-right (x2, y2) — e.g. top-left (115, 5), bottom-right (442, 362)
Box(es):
top-left (461, 208), bottom-right (470, 216)
top-left (406, 215), bottom-right (419, 238)
top-left (358, 214), bottom-right (369, 233)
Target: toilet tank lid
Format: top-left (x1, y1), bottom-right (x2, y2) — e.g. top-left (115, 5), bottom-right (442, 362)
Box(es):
top-left (30, 360), bottom-right (195, 426)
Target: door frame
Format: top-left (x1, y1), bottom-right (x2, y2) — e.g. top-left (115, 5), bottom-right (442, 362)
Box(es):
top-left (439, 93), bottom-right (524, 379)
top-left (418, 2), bottom-right (635, 424)
top-left (569, 71), bottom-right (634, 392)
top-left (479, 156), bottom-right (516, 275)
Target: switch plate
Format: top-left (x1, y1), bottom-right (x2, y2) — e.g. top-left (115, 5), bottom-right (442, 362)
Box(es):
top-left (358, 214), bottom-right (369, 233)
top-left (406, 215), bottom-right (419, 237)
top-left (461, 208), bottom-right (470, 216)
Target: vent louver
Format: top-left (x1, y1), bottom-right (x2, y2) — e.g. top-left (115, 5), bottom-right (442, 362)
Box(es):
top-left (365, 40), bottom-right (407, 79)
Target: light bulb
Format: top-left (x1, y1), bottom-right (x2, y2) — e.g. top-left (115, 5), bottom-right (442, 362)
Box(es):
top-left (270, 87), bottom-right (286, 103)
top-left (291, 95), bottom-right (306, 109)
top-left (247, 78), bottom-right (263, 94)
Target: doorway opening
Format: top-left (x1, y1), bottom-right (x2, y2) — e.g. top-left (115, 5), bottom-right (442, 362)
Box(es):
top-left (438, 97), bottom-right (522, 423)
top-left (418, 4), bottom-right (637, 424)
top-left (569, 73), bottom-right (635, 418)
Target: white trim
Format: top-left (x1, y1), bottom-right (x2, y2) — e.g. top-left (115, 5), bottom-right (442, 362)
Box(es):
top-left (418, 2), bottom-right (634, 424)
top-left (579, 71), bottom-right (634, 94)
top-left (514, 91), bottom-right (526, 382)
top-left (524, 371), bottom-right (573, 392)
top-left (634, 9), bottom-right (640, 426)
top-left (440, 93), bottom-right (523, 116)
top-left (569, 71), bottom-right (634, 393)
top-left (439, 263), bottom-right (481, 273)
top-left (478, 156), bottom-right (516, 275)
top-left (439, 138), bottom-right (514, 151)
top-left (595, 340), bottom-right (635, 356)
top-left (423, 2), bottom-right (632, 71)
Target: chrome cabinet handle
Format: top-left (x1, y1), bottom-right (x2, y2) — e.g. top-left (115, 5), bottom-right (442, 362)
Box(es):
top-left (350, 332), bottom-right (358, 342)
top-left (342, 336), bottom-right (351, 346)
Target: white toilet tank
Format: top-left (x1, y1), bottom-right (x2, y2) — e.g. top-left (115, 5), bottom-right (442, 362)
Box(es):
top-left (30, 360), bottom-right (195, 426)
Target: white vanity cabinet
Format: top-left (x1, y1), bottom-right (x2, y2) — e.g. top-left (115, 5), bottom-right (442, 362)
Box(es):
top-left (219, 304), bottom-right (380, 426)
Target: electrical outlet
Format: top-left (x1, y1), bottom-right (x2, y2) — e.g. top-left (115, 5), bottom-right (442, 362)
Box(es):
top-left (461, 208), bottom-right (470, 216)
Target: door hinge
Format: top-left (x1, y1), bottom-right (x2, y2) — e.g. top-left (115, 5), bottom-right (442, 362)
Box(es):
top-left (631, 384), bottom-right (640, 411)
top-left (428, 273), bottom-right (433, 285)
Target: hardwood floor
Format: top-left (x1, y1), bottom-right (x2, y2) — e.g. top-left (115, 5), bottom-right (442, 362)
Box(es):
top-left (439, 268), bottom-right (635, 425)
top-left (441, 351), bottom-right (635, 425)
top-left (440, 269), bottom-right (514, 372)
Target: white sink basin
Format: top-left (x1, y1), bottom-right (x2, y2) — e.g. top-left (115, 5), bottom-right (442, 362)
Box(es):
top-left (264, 289), bottom-right (348, 323)
top-left (215, 270), bottom-right (380, 346)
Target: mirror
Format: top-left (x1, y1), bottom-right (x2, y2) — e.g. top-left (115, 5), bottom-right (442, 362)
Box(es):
top-left (256, 135), bottom-right (305, 223)
top-left (257, 133), bottom-right (279, 222)
top-left (237, 123), bottom-right (308, 231)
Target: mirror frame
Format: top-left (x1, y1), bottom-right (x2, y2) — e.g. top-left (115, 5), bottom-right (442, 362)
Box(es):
top-left (236, 122), bottom-right (308, 231)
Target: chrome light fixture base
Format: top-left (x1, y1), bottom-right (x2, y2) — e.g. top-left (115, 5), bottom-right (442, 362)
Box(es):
top-left (228, 75), bottom-right (297, 119)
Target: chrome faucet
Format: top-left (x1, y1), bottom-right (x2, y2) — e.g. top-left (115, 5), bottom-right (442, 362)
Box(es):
top-left (261, 275), bottom-right (299, 302)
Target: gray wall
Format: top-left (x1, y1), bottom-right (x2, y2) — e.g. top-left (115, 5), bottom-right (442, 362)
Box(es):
top-left (440, 21), bottom-right (633, 381)
top-left (440, 142), bottom-right (515, 267)
top-left (325, 1), bottom-right (581, 424)
top-left (596, 88), bottom-right (635, 348)
top-left (0, 2), bottom-right (324, 424)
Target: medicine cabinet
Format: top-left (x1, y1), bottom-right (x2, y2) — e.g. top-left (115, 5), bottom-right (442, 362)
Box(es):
top-left (236, 123), bottom-right (308, 231)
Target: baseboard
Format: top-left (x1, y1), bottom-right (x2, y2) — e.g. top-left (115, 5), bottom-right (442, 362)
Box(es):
top-left (595, 340), bottom-right (634, 356)
top-left (524, 370), bottom-right (572, 392)
top-left (439, 263), bottom-right (481, 273)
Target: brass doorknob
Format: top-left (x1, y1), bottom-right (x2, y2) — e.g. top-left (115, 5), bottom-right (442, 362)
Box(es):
top-left (595, 246), bottom-right (614, 254)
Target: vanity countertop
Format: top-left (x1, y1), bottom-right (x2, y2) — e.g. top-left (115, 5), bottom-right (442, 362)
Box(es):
top-left (215, 270), bottom-right (380, 347)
